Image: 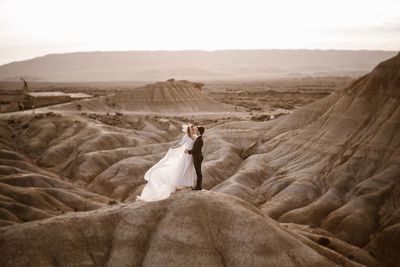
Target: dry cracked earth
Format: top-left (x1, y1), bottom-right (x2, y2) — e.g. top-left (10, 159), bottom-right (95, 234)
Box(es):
top-left (0, 54), bottom-right (400, 266)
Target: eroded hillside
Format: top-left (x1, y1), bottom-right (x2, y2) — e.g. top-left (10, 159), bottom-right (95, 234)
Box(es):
top-left (1, 54), bottom-right (400, 266)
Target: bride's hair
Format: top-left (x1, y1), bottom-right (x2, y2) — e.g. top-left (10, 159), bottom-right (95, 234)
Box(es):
top-left (186, 125), bottom-right (193, 138)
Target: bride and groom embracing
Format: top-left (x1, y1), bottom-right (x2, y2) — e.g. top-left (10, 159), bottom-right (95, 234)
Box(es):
top-left (137, 125), bottom-right (205, 202)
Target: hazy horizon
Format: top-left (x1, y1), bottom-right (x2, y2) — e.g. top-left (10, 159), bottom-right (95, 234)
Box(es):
top-left (1, 48), bottom-right (398, 66)
top-left (0, 50), bottom-right (396, 82)
top-left (0, 0), bottom-right (399, 65)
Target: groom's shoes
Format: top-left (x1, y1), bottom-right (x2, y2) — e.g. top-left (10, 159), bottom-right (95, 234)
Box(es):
top-left (192, 186), bottom-right (202, 190)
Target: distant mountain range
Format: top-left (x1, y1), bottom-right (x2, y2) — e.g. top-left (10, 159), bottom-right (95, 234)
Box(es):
top-left (0, 50), bottom-right (397, 82)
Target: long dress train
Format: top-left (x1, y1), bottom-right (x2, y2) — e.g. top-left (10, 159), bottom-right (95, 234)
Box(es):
top-left (137, 134), bottom-right (197, 202)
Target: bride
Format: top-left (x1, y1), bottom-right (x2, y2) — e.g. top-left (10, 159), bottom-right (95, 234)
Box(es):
top-left (136, 125), bottom-right (198, 202)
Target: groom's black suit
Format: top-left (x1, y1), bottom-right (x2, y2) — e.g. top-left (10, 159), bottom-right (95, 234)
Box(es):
top-left (188, 135), bottom-right (203, 189)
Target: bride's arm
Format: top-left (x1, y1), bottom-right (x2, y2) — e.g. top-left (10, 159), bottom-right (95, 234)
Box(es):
top-left (171, 135), bottom-right (186, 149)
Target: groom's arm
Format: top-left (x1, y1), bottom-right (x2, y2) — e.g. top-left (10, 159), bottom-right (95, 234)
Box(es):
top-left (188, 139), bottom-right (203, 155)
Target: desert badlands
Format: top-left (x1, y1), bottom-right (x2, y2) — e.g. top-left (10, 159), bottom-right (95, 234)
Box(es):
top-left (0, 53), bottom-right (399, 266)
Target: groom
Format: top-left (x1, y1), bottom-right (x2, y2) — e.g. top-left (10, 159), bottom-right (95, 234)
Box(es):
top-left (185, 126), bottom-right (205, 190)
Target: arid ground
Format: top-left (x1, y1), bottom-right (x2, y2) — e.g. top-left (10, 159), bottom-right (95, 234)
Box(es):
top-left (0, 54), bottom-right (399, 266)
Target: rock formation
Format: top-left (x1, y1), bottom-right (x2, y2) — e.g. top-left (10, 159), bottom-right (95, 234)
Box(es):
top-left (1, 191), bottom-right (359, 267)
top-left (1, 53), bottom-right (399, 266)
top-left (212, 52), bottom-right (400, 266)
top-left (55, 79), bottom-right (234, 113)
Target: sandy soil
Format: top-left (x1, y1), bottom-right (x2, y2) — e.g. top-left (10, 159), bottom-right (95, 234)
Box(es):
top-left (0, 53), bottom-right (399, 267)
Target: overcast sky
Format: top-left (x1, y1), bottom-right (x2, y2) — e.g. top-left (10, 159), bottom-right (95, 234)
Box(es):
top-left (0, 0), bottom-right (399, 65)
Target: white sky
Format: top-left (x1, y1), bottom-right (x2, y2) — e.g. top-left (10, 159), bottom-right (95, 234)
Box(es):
top-left (0, 0), bottom-right (399, 65)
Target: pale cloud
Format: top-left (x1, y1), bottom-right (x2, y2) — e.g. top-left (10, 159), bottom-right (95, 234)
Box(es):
top-left (0, 0), bottom-right (399, 65)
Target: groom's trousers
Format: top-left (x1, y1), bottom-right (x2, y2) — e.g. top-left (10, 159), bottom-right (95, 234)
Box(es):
top-left (193, 154), bottom-right (203, 188)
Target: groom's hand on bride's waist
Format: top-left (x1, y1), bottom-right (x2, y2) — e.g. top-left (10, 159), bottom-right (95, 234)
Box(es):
top-left (184, 149), bottom-right (189, 154)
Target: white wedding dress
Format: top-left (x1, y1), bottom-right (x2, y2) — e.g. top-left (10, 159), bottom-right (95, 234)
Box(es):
top-left (137, 134), bottom-right (198, 202)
